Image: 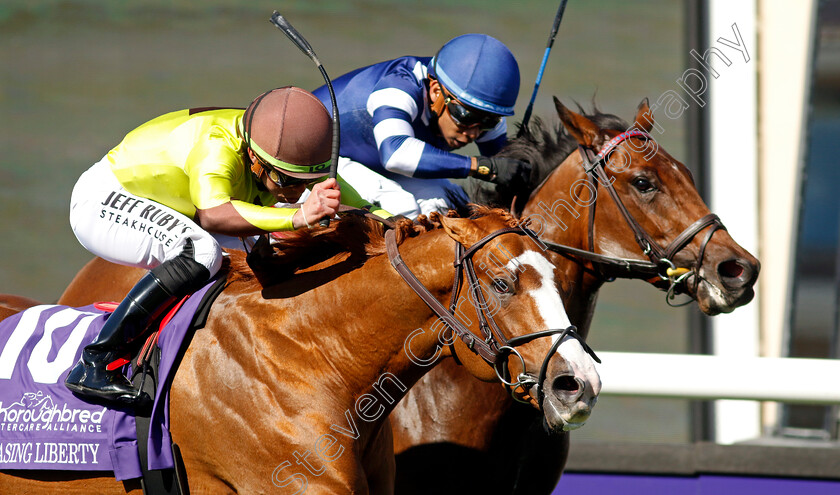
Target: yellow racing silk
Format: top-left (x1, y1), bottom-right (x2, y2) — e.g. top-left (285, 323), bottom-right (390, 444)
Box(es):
top-left (106, 108), bottom-right (388, 231)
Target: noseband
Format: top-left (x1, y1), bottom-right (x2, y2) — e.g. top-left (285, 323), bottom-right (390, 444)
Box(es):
top-left (385, 227), bottom-right (599, 408)
top-left (543, 129), bottom-right (726, 304)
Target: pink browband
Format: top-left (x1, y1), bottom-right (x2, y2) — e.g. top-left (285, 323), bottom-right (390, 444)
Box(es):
top-left (595, 129), bottom-right (653, 161)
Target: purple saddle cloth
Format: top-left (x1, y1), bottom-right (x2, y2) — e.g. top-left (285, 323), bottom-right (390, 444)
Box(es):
top-left (0, 279), bottom-right (218, 480)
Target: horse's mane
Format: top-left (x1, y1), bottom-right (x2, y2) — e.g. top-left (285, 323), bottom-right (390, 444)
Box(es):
top-left (226, 206), bottom-right (517, 287)
top-left (465, 102), bottom-right (630, 212)
top-left (503, 102), bottom-right (631, 190)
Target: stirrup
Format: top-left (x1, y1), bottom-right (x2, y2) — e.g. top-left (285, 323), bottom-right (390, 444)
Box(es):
top-left (74, 384), bottom-right (152, 409)
top-left (66, 379), bottom-right (152, 407)
top-left (65, 359), bottom-right (152, 409)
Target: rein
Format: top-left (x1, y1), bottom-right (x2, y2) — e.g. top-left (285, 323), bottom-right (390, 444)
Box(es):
top-left (539, 129), bottom-right (726, 305)
top-left (385, 226), bottom-right (599, 408)
top-left (540, 240), bottom-right (661, 280)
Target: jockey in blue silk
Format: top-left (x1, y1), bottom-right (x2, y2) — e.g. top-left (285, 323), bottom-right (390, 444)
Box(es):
top-left (312, 33), bottom-right (532, 218)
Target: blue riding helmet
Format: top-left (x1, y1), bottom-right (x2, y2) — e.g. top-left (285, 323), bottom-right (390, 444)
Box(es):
top-left (429, 34), bottom-right (520, 116)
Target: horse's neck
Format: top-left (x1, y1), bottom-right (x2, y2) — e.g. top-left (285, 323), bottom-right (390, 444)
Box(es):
top-left (357, 232), bottom-right (462, 382)
top-left (232, 230), bottom-right (458, 416)
top-left (527, 164), bottom-right (604, 337)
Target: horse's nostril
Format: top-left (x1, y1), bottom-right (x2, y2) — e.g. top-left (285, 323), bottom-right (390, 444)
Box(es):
top-left (718, 260), bottom-right (744, 279)
top-left (552, 375), bottom-right (580, 395)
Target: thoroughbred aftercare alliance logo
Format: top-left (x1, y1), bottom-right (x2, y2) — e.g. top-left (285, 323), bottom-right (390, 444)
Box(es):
top-left (0, 391), bottom-right (105, 434)
top-left (0, 391), bottom-right (105, 465)
top-left (0, 306), bottom-right (117, 469)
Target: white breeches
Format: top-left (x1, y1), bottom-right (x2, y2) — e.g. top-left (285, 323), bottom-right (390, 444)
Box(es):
top-left (69, 158), bottom-right (247, 277)
top-left (335, 158), bottom-right (469, 219)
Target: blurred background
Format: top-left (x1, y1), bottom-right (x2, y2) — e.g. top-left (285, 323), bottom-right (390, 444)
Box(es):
top-left (0, 0), bottom-right (693, 444)
top-left (1, 0), bottom-right (838, 455)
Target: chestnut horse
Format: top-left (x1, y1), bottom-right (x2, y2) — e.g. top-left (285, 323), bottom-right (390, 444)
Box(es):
top-left (0, 294), bottom-right (44, 312)
top-left (10, 98), bottom-right (760, 493)
top-left (390, 98), bottom-right (760, 494)
top-left (0, 209), bottom-right (602, 494)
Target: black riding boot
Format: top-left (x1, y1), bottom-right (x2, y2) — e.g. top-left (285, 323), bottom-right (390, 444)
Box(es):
top-left (64, 271), bottom-right (177, 406)
top-left (65, 240), bottom-right (210, 407)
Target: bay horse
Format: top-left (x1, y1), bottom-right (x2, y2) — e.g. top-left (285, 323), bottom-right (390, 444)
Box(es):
top-left (11, 98), bottom-right (760, 493)
top-left (390, 97), bottom-right (760, 494)
top-left (0, 209), bottom-right (602, 494)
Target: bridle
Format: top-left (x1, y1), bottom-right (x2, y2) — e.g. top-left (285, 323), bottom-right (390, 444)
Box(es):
top-left (385, 226), bottom-right (600, 408)
top-left (541, 129), bottom-right (726, 305)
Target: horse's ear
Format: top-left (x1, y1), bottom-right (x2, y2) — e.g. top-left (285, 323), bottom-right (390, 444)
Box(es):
top-left (632, 97), bottom-right (654, 132)
top-left (554, 96), bottom-right (604, 148)
top-left (438, 216), bottom-right (479, 246)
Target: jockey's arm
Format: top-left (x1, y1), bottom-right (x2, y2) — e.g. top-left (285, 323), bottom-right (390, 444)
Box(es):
top-left (370, 101), bottom-right (465, 179)
top-left (187, 146), bottom-right (302, 234)
top-left (195, 201), bottom-right (297, 236)
top-left (193, 175), bottom-right (392, 236)
top-left (378, 133), bottom-right (470, 179)
top-left (373, 106), bottom-right (509, 180)
top-left (365, 78), bottom-right (471, 179)
top-left (187, 138), bottom-right (392, 235)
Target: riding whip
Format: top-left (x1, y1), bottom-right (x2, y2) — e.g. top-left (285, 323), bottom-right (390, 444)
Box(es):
top-left (518, 0), bottom-right (569, 136)
top-left (269, 11), bottom-right (339, 227)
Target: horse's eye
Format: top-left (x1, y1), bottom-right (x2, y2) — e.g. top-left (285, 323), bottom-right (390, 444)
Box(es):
top-left (492, 278), bottom-right (513, 294)
top-left (632, 177), bottom-right (655, 193)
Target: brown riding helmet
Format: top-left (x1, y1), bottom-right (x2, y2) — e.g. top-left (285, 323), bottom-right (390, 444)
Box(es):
top-left (242, 86), bottom-right (333, 179)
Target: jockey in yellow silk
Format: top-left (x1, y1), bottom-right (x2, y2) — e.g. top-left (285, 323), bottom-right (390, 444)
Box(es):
top-left (65, 87), bottom-right (390, 407)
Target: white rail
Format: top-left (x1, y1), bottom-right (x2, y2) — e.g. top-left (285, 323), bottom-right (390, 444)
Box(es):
top-left (595, 352), bottom-right (840, 404)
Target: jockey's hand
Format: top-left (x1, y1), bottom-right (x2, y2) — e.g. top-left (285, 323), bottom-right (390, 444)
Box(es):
top-left (473, 156), bottom-right (532, 191)
top-left (296, 178), bottom-right (340, 229)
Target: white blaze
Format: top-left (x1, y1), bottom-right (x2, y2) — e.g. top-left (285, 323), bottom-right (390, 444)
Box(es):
top-left (508, 251), bottom-right (602, 396)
